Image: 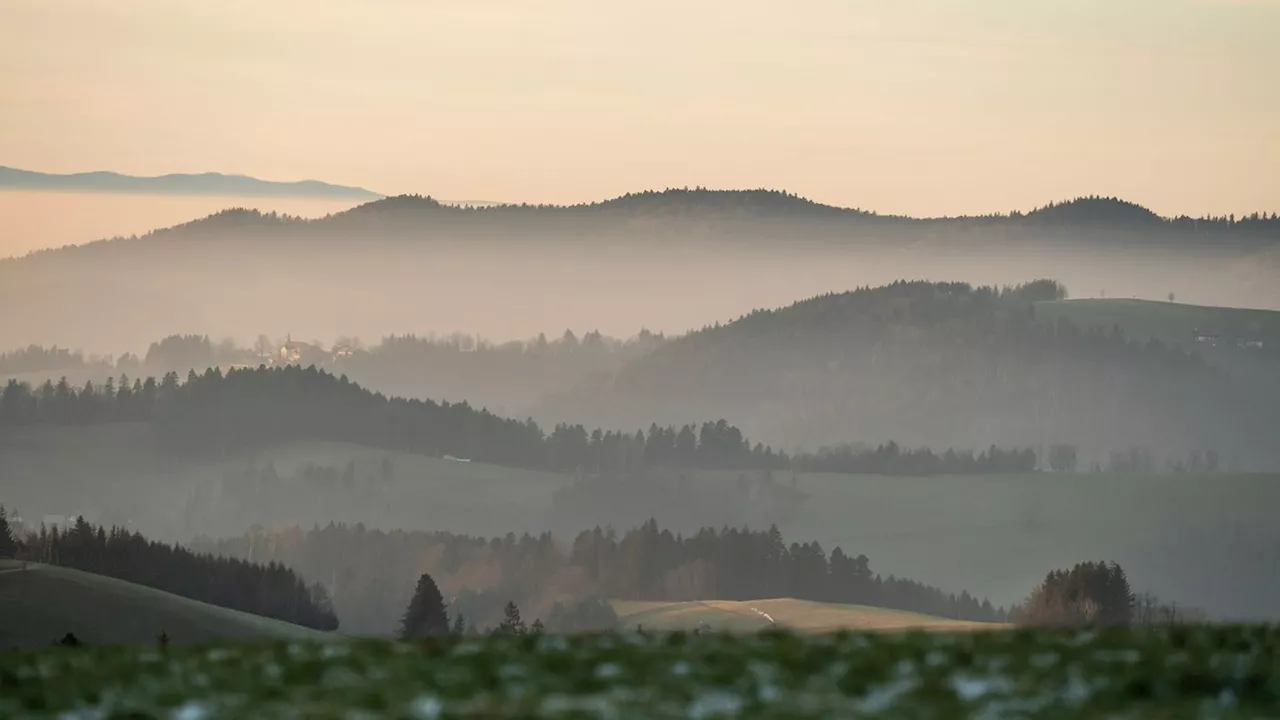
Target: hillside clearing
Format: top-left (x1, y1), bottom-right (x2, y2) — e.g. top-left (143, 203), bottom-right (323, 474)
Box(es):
top-left (0, 561), bottom-right (331, 649)
top-left (1035, 298), bottom-right (1280, 348)
top-left (5, 424), bottom-right (1280, 621)
top-left (0, 425), bottom-right (572, 541)
top-left (612, 598), bottom-right (1004, 633)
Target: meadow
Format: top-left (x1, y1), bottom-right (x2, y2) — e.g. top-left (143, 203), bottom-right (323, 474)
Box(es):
top-left (612, 598), bottom-right (1003, 634)
top-left (0, 561), bottom-right (330, 649)
top-left (4, 423), bottom-right (1279, 620)
top-left (1035, 298), bottom-right (1280, 348)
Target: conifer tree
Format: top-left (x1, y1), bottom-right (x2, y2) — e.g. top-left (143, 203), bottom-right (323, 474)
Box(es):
top-left (400, 573), bottom-right (450, 639)
top-left (0, 505), bottom-right (17, 559)
top-left (496, 601), bottom-right (526, 635)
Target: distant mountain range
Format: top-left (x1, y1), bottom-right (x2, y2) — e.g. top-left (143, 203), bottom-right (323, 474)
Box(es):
top-left (0, 165), bottom-right (382, 199)
top-left (0, 184), bottom-right (1276, 356)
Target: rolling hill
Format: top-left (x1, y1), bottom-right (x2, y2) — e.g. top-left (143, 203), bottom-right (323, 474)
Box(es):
top-left (5, 419), bottom-right (1280, 621)
top-left (612, 598), bottom-right (1005, 634)
top-left (0, 561), bottom-right (332, 648)
top-left (0, 423), bottom-right (572, 544)
top-left (535, 281), bottom-right (1280, 471)
top-left (0, 189), bottom-right (1275, 354)
top-left (0, 165), bottom-right (380, 199)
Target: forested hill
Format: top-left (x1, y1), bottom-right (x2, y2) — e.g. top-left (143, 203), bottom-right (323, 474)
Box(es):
top-left (2, 189), bottom-right (1276, 353)
top-left (0, 365), bottom-right (1037, 476)
top-left (536, 280), bottom-right (1280, 471)
top-left (0, 165), bottom-right (379, 199)
top-left (18, 190), bottom-right (1279, 252)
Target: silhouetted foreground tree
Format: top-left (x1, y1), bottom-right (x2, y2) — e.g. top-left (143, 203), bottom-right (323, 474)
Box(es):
top-left (15, 516), bottom-right (337, 630)
top-left (400, 573), bottom-right (450, 639)
top-left (1011, 561), bottom-right (1135, 627)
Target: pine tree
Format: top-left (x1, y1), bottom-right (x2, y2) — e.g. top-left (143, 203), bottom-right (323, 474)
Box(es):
top-left (399, 573), bottom-right (450, 639)
top-left (0, 505), bottom-right (17, 559)
top-left (496, 601), bottom-right (526, 635)
top-left (451, 611), bottom-right (467, 636)
top-left (530, 618), bottom-right (545, 635)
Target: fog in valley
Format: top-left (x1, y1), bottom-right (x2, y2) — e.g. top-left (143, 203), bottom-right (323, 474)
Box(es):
top-left (2, 193), bottom-right (1276, 354)
top-left (3, 191), bottom-right (1280, 632)
top-left (7, 2), bottom-right (1280, 713)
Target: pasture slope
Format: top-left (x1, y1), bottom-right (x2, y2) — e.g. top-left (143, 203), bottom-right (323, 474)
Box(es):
top-left (0, 424), bottom-right (572, 542)
top-left (613, 598), bottom-right (1005, 634)
top-left (1035, 298), bottom-right (1280, 348)
top-left (5, 423), bottom-right (1280, 620)
top-left (0, 561), bottom-right (331, 649)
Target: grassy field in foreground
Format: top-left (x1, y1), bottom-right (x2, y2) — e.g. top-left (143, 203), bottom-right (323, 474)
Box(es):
top-left (2, 628), bottom-right (1277, 718)
top-left (613, 598), bottom-right (1004, 634)
top-left (0, 561), bottom-right (331, 649)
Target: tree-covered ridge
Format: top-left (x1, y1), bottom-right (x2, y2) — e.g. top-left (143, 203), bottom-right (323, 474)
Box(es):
top-left (9, 514), bottom-right (337, 630)
top-left (1023, 196), bottom-right (1163, 225)
top-left (0, 329), bottom-right (664, 420)
top-left (0, 344), bottom-right (108, 376)
top-left (0, 364), bottom-right (1042, 476)
top-left (194, 520), bottom-right (1003, 636)
top-left (9, 188), bottom-right (1276, 262)
top-left (549, 280), bottom-right (1276, 469)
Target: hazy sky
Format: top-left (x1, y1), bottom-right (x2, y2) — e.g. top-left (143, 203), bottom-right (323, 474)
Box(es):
top-left (2, 0), bottom-right (1277, 217)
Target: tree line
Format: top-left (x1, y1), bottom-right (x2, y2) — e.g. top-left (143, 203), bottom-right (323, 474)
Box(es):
top-left (544, 278), bottom-right (1274, 471)
top-left (193, 519), bottom-right (1004, 636)
top-left (1, 365), bottom-right (1047, 476)
top-left (4, 509), bottom-right (337, 631)
top-left (398, 572), bottom-right (610, 639)
top-left (0, 328), bottom-right (665, 420)
top-left (1010, 560), bottom-right (1205, 628)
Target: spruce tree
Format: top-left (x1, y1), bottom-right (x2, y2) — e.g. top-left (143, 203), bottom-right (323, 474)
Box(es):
top-left (0, 505), bottom-right (16, 559)
top-left (451, 611), bottom-right (467, 636)
top-left (399, 573), bottom-right (450, 639)
top-left (496, 601), bottom-right (526, 635)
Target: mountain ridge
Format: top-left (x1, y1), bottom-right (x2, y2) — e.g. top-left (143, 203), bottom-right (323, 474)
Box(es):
top-left (0, 165), bottom-right (382, 199)
top-left (11, 189), bottom-right (1271, 259)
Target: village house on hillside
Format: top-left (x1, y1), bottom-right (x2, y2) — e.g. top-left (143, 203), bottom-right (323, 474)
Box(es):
top-left (253, 335), bottom-right (326, 366)
top-left (1192, 328), bottom-right (1266, 351)
top-left (1193, 329), bottom-right (1219, 345)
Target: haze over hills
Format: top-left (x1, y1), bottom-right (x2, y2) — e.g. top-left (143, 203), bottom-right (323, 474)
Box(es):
top-left (536, 280), bottom-right (1280, 471)
top-left (0, 165), bottom-right (381, 199)
top-left (1, 189), bottom-right (1277, 355)
top-left (5, 357), bottom-right (1280, 620)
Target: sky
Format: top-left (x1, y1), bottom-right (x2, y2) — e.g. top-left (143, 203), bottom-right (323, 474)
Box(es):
top-left (1, 0), bottom-right (1277, 218)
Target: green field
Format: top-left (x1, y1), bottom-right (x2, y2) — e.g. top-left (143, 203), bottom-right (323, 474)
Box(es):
top-left (0, 561), bottom-right (331, 649)
top-left (3, 628), bottom-right (1278, 718)
top-left (4, 424), bottom-right (1280, 620)
top-left (0, 424), bottom-right (573, 541)
top-left (1036, 298), bottom-right (1280, 348)
top-left (613, 598), bottom-right (1005, 634)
